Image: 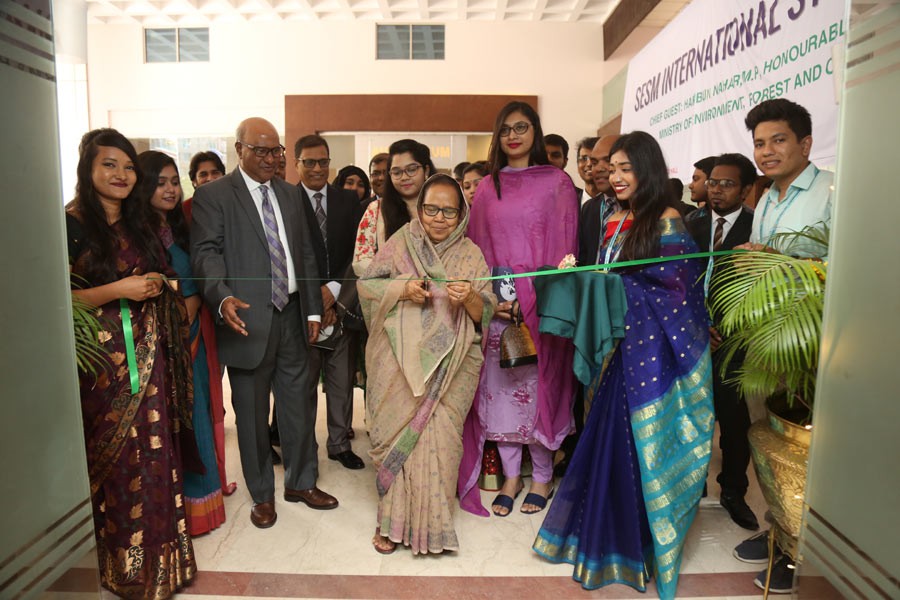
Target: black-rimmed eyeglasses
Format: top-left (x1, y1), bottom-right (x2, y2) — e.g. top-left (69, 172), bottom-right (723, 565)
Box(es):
top-left (499, 122), bottom-right (530, 137)
top-left (421, 204), bottom-right (460, 219)
top-left (389, 164), bottom-right (423, 179)
top-left (297, 158), bottom-right (331, 169)
top-left (240, 142), bottom-right (285, 158)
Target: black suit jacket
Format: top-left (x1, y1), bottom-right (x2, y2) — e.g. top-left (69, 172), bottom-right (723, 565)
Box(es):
top-left (578, 193), bottom-right (615, 266)
top-left (686, 205), bottom-right (754, 253)
top-left (687, 205), bottom-right (754, 325)
top-left (298, 183), bottom-right (364, 285)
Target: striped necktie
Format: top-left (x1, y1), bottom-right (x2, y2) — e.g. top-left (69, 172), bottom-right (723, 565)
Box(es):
top-left (259, 184), bottom-right (289, 310)
top-left (713, 217), bottom-right (726, 250)
top-left (314, 192), bottom-right (327, 244)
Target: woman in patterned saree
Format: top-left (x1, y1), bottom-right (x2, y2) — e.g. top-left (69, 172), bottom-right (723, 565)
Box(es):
top-left (138, 150), bottom-right (231, 536)
top-left (532, 131), bottom-right (713, 600)
top-left (67, 129), bottom-right (195, 599)
top-left (359, 174), bottom-right (495, 555)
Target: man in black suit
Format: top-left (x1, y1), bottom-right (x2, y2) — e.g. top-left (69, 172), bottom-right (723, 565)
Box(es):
top-left (555, 134), bottom-right (621, 477)
top-left (578, 134), bottom-right (620, 267)
top-left (686, 152), bottom-right (759, 531)
top-left (191, 118), bottom-right (337, 529)
top-left (574, 136), bottom-right (599, 206)
top-left (293, 135), bottom-right (366, 470)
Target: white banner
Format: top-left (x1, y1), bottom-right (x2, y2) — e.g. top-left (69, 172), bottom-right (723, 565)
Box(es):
top-left (621, 0), bottom-right (847, 178)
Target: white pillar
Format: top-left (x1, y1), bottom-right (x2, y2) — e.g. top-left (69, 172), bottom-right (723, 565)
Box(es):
top-left (52, 0), bottom-right (89, 204)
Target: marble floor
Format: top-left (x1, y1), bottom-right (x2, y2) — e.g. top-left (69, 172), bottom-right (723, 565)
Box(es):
top-left (46, 382), bottom-right (802, 599)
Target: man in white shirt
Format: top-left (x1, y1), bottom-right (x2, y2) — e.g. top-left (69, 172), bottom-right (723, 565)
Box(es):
top-left (293, 134), bottom-right (365, 470)
top-left (574, 136), bottom-right (599, 206)
top-left (686, 153), bottom-right (758, 532)
top-left (191, 118), bottom-right (337, 529)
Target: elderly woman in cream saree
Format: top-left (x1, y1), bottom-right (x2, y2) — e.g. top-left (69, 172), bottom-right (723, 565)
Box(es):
top-left (359, 174), bottom-right (495, 555)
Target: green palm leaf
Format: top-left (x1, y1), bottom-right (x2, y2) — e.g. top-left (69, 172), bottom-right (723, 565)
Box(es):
top-left (709, 224), bottom-right (828, 409)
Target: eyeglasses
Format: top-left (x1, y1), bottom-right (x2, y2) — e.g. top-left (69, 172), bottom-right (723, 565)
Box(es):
top-left (240, 142), bottom-right (285, 159)
top-left (369, 169), bottom-right (386, 178)
top-left (577, 155), bottom-right (591, 163)
top-left (499, 121), bottom-right (530, 137)
top-left (705, 178), bottom-right (739, 189)
top-left (389, 163), bottom-right (423, 179)
top-left (421, 204), bottom-right (460, 219)
top-left (297, 158), bottom-right (331, 169)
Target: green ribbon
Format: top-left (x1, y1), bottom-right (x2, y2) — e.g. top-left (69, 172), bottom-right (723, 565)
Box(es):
top-left (453, 249), bottom-right (743, 282)
top-left (141, 250), bottom-right (745, 284)
top-left (120, 298), bottom-right (139, 395)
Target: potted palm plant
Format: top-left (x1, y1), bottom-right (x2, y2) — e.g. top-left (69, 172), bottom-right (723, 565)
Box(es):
top-left (709, 224), bottom-right (829, 559)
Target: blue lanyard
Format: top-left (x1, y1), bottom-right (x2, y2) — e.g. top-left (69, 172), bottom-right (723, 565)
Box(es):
top-left (757, 165), bottom-right (820, 246)
top-left (593, 196), bottom-right (620, 264)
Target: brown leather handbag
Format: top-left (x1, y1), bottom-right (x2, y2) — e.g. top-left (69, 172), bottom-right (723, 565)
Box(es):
top-left (500, 301), bottom-right (538, 368)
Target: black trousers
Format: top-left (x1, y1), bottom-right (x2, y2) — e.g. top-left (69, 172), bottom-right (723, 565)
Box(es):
top-left (712, 350), bottom-right (752, 497)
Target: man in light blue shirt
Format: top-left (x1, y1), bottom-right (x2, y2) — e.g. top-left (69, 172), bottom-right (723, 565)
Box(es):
top-left (732, 98), bottom-right (832, 591)
top-left (739, 98), bottom-right (832, 257)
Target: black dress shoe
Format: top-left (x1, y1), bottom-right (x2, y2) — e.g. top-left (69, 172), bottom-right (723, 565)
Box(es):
top-left (271, 446), bottom-right (282, 466)
top-left (721, 492), bottom-right (760, 530)
top-left (328, 449), bottom-right (365, 470)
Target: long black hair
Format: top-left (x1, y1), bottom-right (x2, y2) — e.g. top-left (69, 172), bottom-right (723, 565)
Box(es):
top-left (486, 101), bottom-right (549, 199)
top-left (382, 139), bottom-right (436, 239)
top-left (70, 128), bottom-right (164, 283)
top-left (609, 131), bottom-right (672, 261)
top-left (137, 150), bottom-right (189, 251)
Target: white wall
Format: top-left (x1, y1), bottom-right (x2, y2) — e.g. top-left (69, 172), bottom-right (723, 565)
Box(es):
top-left (86, 19), bottom-right (660, 181)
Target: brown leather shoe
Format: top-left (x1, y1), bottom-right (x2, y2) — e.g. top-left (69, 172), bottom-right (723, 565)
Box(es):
top-left (250, 501), bottom-right (277, 528)
top-left (284, 487), bottom-right (339, 510)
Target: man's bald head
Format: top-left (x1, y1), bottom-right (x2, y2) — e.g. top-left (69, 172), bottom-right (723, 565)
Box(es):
top-left (235, 117), bottom-right (283, 184)
top-left (590, 134), bottom-right (620, 195)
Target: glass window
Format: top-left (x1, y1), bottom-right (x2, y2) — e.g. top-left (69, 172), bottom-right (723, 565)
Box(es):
top-left (377, 24), bottom-right (444, 60)
top-left (412, 25), bottom-right (444, 60)
top-left (145, 28), bottom-right (176, 63)
top-left (178, 28), bottom-right (209, 62)
top-left (144, 28), bottom-right (209, 63)
top-left (377, 25), bottom-right (410, 60)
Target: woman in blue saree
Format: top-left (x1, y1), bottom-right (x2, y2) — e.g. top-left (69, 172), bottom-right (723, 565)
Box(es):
top-left (533, 131), bottom-right (714, 600)
top-left (138, 151), bottom-right (228, 536)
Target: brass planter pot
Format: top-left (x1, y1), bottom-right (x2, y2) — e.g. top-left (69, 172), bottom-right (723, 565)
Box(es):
top-left (748, 401), bottom-right (812, 558)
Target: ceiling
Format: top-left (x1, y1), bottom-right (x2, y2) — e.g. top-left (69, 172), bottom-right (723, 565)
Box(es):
top-left (85, 0), bottom-right (627, 25)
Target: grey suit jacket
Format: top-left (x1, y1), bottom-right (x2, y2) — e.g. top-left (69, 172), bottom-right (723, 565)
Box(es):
top-left (190, 169), bottom-right (322, 369)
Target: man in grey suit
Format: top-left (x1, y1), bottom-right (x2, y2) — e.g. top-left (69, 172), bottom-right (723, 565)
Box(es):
top-left (191, 117), bottom-right (338, 529)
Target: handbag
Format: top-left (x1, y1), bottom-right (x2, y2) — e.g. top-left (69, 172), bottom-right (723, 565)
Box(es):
top-left (499, 301), bottom-right (538, 368)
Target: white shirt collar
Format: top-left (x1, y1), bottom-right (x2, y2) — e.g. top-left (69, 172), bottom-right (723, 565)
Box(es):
top-left (711, 207), bottom-right (742, 226)
top-left (301, 183), bottom-right (327, 202)
top-left (237, 165), bottom-right (272, 193)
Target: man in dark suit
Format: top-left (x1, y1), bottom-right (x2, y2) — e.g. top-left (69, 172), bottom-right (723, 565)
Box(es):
top-left (555, 134), bottom-right (622, 478)
top-left (686, 152), bottom-right (758, 531)
top-left (577, 134), bottom-right (620, 267)
top-left (293, 134), bottom-right (365, 470)
top-left (574, 136), bottom-right (599, 206)
top-left (191, 118), bottom-right (337, 529)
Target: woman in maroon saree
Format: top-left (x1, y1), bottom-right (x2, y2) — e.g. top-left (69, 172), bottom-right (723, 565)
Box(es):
top-left (66, 129), bottom-right (196, 599)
